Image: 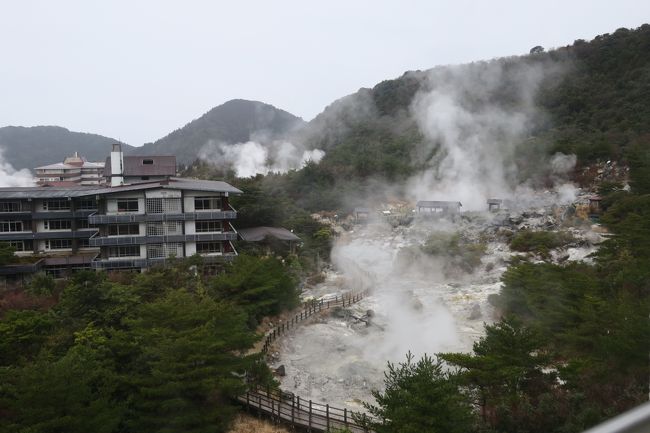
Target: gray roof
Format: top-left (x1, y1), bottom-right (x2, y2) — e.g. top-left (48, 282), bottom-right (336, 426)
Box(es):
top-left (487, 199), bottom-right (503, 205)
top-left (238, 227), bottom-right (301, 242)
top-left (416, 200), bottom-right (463, 208)
top-left (104, 155), bottom-right (177, 177)
top-left (0, 177), bottom-right (242, 199)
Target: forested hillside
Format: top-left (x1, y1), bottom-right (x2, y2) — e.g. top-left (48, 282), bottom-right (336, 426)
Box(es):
top-left (0, 126), bottom-right (132, 170)
top-left (187, 25), bottom-right (650, 212)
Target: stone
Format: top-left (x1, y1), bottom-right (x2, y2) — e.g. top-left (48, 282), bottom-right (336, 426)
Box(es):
top-left (468, 303), bottom-right (482, 320)
top-left (275, 365), bottom-right (286, 376)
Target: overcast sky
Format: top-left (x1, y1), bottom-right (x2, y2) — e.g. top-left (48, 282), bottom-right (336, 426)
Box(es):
top-left (1, 0), bottom-right (648, 146)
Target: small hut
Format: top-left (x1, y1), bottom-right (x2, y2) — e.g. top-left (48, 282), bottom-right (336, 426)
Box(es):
top-left (238, 226), bottom-right (302, 255)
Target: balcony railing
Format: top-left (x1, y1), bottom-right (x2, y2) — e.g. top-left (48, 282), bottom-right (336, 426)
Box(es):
top-left (90, 253), bottom-right (237, 270)
top-left (88, 232), bottom-right (238, 246)
top-left (0, 229), bottom-right (98, 241)
top-left (32, 210), bottom-right (97, 220)
top-left (88, 208), bottom-right (237, 224)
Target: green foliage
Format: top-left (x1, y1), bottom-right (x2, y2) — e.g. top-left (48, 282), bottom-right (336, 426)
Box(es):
top-left (0, 310), bottom-right (54, 366)
top-left (362, 352), bottom-right (474, 433)
top-left (26, 272), bottom-right (56, 297)
top-left (396, 231), bottom-right (486, 274)
top-left (443, 318), bottom-right (560, 433)
top-left (0, 345), bottom-right (124, 433)
top-left (0, 259), bottom-right (288, 433)
top-left (509, 230), bottom-right (575, 257)
top-left (210, 255), bottom-right (299, 326)
top-left (0, 242), bottom-right (17, 266)
top-left (125, 290), bottom-right (261, 433)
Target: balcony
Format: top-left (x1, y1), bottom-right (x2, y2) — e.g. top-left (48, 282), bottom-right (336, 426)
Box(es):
top-left (88, 208), bottom-right (237, 224)
top-left (0, 229), bottom-right (98, 241)
top-left (88, 231), bottom-right (238, 247)
top-left (32, 210), bottom-right (97, 220)
top-left (90, 253), bottom-right (237, 270)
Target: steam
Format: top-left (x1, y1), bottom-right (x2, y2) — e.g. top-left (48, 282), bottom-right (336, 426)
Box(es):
top-left (408, 59), bottom-right (568, 210)
top-left (199, 139), bottom-right (325, 178)
top-left (0, 148), bottom-right (35, 187)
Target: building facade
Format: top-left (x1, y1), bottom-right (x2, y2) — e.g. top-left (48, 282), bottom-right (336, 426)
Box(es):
top-left (0, 178), bottom-right (241, 285)
top-left (34, 152), bottom-right (105, 186)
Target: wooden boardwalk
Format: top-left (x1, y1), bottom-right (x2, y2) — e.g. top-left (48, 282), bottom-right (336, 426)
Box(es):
top-left (239, 387), bottom-right (371, 433)
top-left (238, 290), bottom-right (375, 432)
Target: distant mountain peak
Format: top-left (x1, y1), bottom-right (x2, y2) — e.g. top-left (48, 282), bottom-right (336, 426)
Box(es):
top-left (132, 99), bottom-right (305, 163)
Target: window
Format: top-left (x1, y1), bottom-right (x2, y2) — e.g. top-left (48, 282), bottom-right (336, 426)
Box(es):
top-left (116, 199), bottom-right (139, 213)
top-left (77, 198), bottom-right (97, 210)
top-left (6, 240), bottom-right (26, 251)
top-left (44, 220), bottom-right (71, 230)
top-left (195, 220), bottom-right (222, 233)
top-left (108, 245), bottom-right (140, 257)
top-left (145, 198), bottom-right (181, 214)
top-left (43, 199), bottom-right (70, 211)
top-left (196, 241), bottom-right (222, 254)
top-left (194, 197), bottom-right (222, 211)
top-left (146, 222), bottom-right (182, 236)
top-left (141, 176), bottom-right (150, 180)
top-left (46, 239), bottom-right (72, 250)
top-left (0, 201), bottom-right (23, 212)
top-left (147, 243), bottom-right (182, 259)
top-left (77, 219), bottom-right (92, 229)
top-left (0, 221), bottom-right (24, 232)
top-left (78, 239), bottom-right (92, 248)
top-left (142, 159), bottom-right (154, 165)
top-left (108, 224), bottom-right (140, 236)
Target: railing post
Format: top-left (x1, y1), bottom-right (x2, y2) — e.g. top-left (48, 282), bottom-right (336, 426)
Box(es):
top-left (246, 391), bottom-right (250, 413)
top-left (271, 399), bottom-right (275, 423)
top-left (297, 395), bottom-right (300, 411)
top-left (309, 400), bottom-right (312, 430)
top-left (344, 408), bottom-right (347, 426)
top-left (291, 393), bottom-right (295, 424)
top-left (326, 404), bottom-right (330, 431)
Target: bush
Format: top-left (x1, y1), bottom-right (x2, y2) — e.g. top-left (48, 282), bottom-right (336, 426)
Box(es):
top-left (510, 230), bottom-right (575, 257)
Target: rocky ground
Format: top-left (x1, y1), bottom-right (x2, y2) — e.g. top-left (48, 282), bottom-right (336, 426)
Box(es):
top-left (270, 190), bottom-right (606, 412)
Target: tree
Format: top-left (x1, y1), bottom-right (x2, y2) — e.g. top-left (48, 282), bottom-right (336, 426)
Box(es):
top-left (0, 345), bottom-right (124, 433)
top-left (361, 352), bottom-right (474, 433)
top-left (210, 255), bottom-right (298, 325)
top-left (125, 290), bottom-right (266, 433)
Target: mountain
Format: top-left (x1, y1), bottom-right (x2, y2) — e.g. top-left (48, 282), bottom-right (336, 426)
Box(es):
top-left (132, 99), bottom-right (305, 164)
top-left (295, 24), bottom-right (650, 181)
top-left (0, 126), bottom-right (132, 170)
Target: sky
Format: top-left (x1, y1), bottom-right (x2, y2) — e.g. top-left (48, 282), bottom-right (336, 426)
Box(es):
top-left (0, 0), bottom-right (648, 146)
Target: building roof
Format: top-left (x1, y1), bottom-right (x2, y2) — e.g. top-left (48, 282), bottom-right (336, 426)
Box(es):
top-left (416, 200), bottom-right (463, 208)
top-left (238, 227), bottom-right (301, 242)
top-left (35, 161), bottom-right (105, 170)
top-left (487, 198), bottom-right (503, 205)
top-left (104, 155), bottom-right (177, 177)
top-left (0, 177), bottom-right (242, 199)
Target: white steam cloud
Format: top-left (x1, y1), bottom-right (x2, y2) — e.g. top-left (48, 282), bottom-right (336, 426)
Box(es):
top-left (0, 148), bottom-right (35, 187)
top-left (199, 139), bottom-right (325, 178)
top-left (408, 60), bottom-right (568, 210)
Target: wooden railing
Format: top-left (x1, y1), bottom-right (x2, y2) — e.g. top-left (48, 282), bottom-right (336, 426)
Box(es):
top-left (262, 290), bottom-right (369, 354)
top-left (239, 386), bottom-right (371, 433)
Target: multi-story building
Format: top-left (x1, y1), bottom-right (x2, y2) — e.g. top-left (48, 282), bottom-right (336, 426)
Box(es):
top-left (0, 177), bottom-right (240, 286)
top-left (34, 152), bottom-right (106, 186)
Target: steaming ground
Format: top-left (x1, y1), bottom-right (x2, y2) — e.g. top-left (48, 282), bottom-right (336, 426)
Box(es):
top-left (270, 192), bottom-right (604, 411)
